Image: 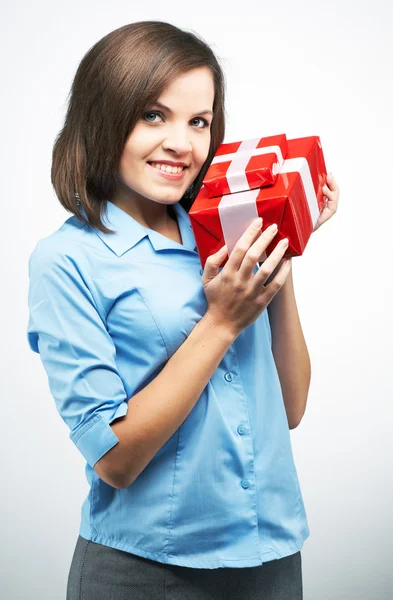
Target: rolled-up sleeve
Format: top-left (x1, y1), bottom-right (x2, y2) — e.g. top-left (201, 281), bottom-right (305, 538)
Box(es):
top-left (27, 241), bottom-right (129, 469)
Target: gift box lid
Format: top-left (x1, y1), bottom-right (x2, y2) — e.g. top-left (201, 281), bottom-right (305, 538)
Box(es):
top-left (202, 133), bottom-right (288, 198)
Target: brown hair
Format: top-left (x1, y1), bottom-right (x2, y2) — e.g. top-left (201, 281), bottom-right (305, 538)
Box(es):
top-left (51, 21), bottom-right (227, 234)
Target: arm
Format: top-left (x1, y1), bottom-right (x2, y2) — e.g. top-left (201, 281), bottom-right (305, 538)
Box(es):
top-left (27, 242), bottom-right (237, 490)
top-left (266, 261), bottom-right (311, 429)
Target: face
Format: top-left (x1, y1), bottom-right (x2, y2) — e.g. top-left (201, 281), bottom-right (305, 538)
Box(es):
top-left (115, 66), bottom-right (215, 212)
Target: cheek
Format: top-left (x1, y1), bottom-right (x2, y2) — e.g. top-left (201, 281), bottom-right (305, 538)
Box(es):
top-left (118, 143), bottom-right (148, 179)
top-left (118, 152), bottom-right (136, 186)
top-left (121, 126), bottom-right (155, 165)
top-left (194, 137), bottom-right (211, 168)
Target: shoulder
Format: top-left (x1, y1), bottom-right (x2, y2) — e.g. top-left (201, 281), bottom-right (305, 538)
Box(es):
top-left (28, 215), bottom-right (103, 279)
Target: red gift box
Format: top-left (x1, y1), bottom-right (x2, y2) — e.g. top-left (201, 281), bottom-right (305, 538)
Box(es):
top-left (203, 134), bottom-right (288, 198)
top-left (190, 136), bottom-right (327, 269)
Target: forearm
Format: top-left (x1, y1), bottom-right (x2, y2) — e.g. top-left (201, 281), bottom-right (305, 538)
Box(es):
top-left (267, 264), bottom-right (311, 429)
top-left (96, 315), bottom-right (236, 488)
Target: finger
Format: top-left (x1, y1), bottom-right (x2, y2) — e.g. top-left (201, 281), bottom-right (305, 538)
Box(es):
top-left (261, 256), bottom-right (285, 286)
top-left (224, 217), bottom-right (264, 274)
top-left (253, 237), bottom-right (289, 286)
top-left (260, 258), bottom-right (292, 302)
top-left (324, 172), bottom-right (339, 193)
top-left (203, 244), bottom-right (228, 282)
top-left (322, 185), bottom-right (339, 214)
top-left (237, 223), bottom-right (280, 281)
top-left (322, 184), bottom-right (335, 198)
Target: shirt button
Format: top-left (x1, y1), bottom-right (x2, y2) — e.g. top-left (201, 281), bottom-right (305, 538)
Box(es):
top-left (241, 479), bottom-right (250, 489)
top-left (224, 372), bottom-right (233, 382)
top-left (237, 424), bottom-right (245, 435)
top-left (199, 268), bottom-right (204, 275)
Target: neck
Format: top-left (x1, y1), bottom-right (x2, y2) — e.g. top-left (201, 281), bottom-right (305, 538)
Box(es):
top-left (109, 196), bottom-right (177, 230)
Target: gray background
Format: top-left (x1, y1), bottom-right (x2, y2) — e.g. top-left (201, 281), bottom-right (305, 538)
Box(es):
top-left (2, 0), bottom-right (392, 598)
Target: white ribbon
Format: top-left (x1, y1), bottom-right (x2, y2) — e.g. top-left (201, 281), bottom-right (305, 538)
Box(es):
top-left (211, 138), bottom-right (285, 194)
top-left (218, 156), bottom-right (320, 262)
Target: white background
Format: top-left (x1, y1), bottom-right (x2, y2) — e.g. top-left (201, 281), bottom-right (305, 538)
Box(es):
top-left (2, 0), bottom-right (393, 598)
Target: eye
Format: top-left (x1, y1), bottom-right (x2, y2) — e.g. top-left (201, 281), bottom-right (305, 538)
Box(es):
top-left (191, 117), bottom-right (210, 129)
top-left (142, 111), bottom-right (163, 123)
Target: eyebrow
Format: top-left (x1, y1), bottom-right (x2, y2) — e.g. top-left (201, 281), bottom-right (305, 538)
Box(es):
top-left (149, 101), bottom-right (213, 118)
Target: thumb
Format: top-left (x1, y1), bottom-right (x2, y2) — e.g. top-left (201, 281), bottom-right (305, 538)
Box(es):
top-left (203, 245), bottom-right (228, 281)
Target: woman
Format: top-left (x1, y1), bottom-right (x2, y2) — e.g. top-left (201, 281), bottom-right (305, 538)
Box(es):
top-left (27, 20), bottom-right (339, 600)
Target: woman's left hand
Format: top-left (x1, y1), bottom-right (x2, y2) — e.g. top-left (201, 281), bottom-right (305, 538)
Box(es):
top-left (313, 173), bottom-right (340, 232)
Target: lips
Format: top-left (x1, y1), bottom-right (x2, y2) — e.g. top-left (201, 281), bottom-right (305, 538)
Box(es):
top-left (147, 161), bottom-right (189, 168)
top-left (148, 162), bottom-right (188, 171)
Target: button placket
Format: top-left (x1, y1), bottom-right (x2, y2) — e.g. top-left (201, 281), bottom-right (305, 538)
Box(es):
top-left (220, 354), bottom-right (256, 513)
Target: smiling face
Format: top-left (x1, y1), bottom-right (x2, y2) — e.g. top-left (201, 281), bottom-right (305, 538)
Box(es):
top-left (113, 66), bottom-right (215, 219)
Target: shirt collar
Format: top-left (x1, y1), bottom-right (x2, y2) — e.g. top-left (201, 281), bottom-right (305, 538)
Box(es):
top-left (91, 200), bottom-right (197, 257)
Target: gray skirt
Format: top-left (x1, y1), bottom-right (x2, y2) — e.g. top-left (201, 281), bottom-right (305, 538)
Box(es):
top-left (67, 535), bottom-right (303, 600)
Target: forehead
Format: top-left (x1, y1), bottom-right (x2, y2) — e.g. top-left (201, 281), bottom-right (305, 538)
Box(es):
top-left (156, 67), bottom-right (215, 110)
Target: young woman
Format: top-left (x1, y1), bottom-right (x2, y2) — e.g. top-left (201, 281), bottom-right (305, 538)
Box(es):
top-left (27, 20), bottom-right (339, 600)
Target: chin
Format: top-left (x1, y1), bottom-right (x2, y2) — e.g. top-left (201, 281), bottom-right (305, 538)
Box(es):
top-left (145, 193), bottom-right (184, 206)
top-left (152, 188), bottom-right (187, 201)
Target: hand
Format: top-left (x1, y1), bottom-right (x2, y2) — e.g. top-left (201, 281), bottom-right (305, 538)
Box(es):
top-left (202, 218), bottom-right (292, 338)
top-left (313, 172), bottom-right (340, 232)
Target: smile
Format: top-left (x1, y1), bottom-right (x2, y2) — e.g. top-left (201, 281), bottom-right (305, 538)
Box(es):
top-left (150, 162), bottom-right (185, 173)
top-left (147, 162), bottom-right (187, 181)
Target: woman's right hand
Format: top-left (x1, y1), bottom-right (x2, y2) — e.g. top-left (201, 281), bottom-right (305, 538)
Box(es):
top-left (202, 217), bottom-right (292, 338)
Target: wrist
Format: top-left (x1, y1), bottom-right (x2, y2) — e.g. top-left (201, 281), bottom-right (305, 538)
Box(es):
top-left (203, 310), bottom-right (239, 343)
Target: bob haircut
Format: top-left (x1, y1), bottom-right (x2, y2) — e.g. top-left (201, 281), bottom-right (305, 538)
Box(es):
top-left (51, 21), bottom-right (227, 234)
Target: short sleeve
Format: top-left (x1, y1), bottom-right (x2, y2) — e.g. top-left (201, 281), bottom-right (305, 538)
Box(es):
top-left (27, 241), bottom-right (129, 469)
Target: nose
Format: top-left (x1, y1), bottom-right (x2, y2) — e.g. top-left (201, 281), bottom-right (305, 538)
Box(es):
top-left (161, 125), bottom-right (193, 156)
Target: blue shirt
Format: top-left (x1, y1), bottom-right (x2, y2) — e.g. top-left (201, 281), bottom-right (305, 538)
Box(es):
top-left (27, 199), bottom-right (310, 569)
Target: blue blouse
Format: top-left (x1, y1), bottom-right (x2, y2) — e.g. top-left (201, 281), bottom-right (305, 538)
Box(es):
top-left (27, 199), bottom-right (310, 569)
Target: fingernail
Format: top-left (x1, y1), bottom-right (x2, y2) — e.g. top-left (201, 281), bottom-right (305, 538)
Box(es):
top-left (252, 217), bottom-right (262, 228)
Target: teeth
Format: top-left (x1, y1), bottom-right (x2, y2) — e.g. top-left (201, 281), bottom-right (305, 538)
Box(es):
top-left (151, 162), bottom-right (184, 174)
